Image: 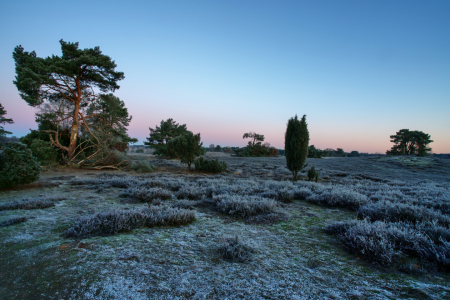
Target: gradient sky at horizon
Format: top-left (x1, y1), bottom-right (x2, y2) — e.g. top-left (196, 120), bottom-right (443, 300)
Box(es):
top-left (1, 0), bottom-right (449, 153)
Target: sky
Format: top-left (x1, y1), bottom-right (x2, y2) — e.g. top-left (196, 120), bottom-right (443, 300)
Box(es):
top-left (1, 0), bottom-right (449, 153)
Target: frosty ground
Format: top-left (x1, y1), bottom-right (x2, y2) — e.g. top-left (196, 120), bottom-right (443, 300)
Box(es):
top-left (0, 155), bottom-right (449, 299)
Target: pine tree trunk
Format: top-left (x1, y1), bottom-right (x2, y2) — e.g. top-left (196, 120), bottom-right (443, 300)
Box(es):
top-left (68, 101), bottom-right (80, 161)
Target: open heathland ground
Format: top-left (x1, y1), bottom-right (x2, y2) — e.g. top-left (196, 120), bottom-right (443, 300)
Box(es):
top-left (1, 155), bottom-right (449, 299)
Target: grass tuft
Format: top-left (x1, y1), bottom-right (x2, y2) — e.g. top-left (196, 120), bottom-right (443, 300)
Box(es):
top-left (218, 235), bottom-right (255, 263)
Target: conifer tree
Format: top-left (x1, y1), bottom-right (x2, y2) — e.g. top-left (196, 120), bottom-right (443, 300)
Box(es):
top-left (13, 40), bottom-right (124, 161)
top-left (145, 118), bottom-right (188, 157)
top-left (285, 115), bottom-right (309, 181)
top-left (167, 132), bottom-right (204, 169)
top-left (0, 103), bottom-right (14, 137)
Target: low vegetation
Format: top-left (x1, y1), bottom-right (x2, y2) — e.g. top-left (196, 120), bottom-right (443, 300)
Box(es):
top-left (218, 235), bottom-right (256, 263)
top-left (0, 197), bottom-right (58, 211)
top-left (0, 142), bottom-right (41, 189)
top-left (194, 157), bottom-right (227, 173)
top-left (0, 216), bottom-right (28, 227)
top-left (64, 206), bottom-right (196, 238)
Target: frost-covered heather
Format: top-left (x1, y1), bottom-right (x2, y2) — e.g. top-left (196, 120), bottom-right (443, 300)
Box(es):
top-left (175, 184), bottom-right (208, 200)
top-left (0, 196), bottom-right (64, 211)
top-left (324, 220), bottom-right (450, 268)
top-left (218, 235), bottom-right (256, 262)
top-left (307, 187), bottom-right (369, 210)
top-left (121, 187), bottom-right (172, 202)
top-left (0, 216), bottom-right (28, 227)
top-left (357, 201), bottom-right (450, 226)
top-left (214, 194), bottom-right (277, 218)
top-left (64, 206), bottom-right (196, 238)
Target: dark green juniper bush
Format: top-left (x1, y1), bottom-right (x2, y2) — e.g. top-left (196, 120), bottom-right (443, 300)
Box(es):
top-left (307, 166), bottom-right (319, 182)
top-left (285, 114), bottom-right (309, 181)
top-left (13, 40), bottom-right (124, 162)
top-left (0, 142), bottom-right (41, 189)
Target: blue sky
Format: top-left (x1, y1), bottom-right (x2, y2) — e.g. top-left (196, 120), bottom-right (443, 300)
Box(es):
top-left (1, 0), bottom-right (449, 153)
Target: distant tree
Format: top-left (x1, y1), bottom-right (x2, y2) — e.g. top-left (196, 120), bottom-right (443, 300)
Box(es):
top-left (13, 40), bottom-right (124, 161)
top-left (336, 148), bottom-right (346, 157)
top-left (0, 103), bottom-right (14, 138)
top-left (285, 115), bottom-right (309, 181)
top-left (167, 132), bottom-right (204, 169)
top-left (215, 145), bottom-right (222, 152)
top-left (243, 132), bottom-right (265, 146)
top-left (223, 147), bottom-right (232, 154)
top-left (348, 151), bottom-right (360, 157)
top-left (308, 145), bottom-right (327, 158)
top-left (145, 118), bottom-right (189, 157)
top-left (387, 129), bottom-right (433, 156)
top-left (209, 144), bottom-right (215, 152)
top-left (240, 132), bottom-right (271, 157)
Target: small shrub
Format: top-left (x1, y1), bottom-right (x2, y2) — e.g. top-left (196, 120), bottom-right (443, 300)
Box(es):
top-left (307, 166), bottom-right (319, 182)
top-left (307, 187), bottom-right (368, 210)
top-left (0, 216), bottom-right (28, 227)
top-left (0, 142), bottom-right (41, 189)
top-left (194, 157), bottom-right (227, 173)
top-left (64, 206), bottom-right (196, 238)
top-left (218, 235), bottom-right (255, 263)
top-left (129, 160), bottom-right (157, 173)
top-left (214, 194), bottom-right (277, 218)
top-left (0, 197), bottom-right (55, 211)
top-left (135, 149), bottom-right (144, 153)
top-left (122, 187), bottom-right (172, 202)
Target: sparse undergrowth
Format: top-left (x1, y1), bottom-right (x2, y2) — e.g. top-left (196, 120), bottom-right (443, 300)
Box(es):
top-left (64, 206), bottom-right (196, 238)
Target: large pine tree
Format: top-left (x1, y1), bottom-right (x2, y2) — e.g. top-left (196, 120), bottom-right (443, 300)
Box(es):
top-left (13, 40), bottom-right (124, 160)
top-left (285, 115), bottom-right (309, 181)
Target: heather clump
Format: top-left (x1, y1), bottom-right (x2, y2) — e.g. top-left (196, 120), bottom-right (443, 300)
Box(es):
top-left (0, 197), bottom-right (60, 211)
top-left (121, 186), bottom-right (172, 202)
top-left (64, 206), bottom-right (196, 238)
top-left (307, 187), bottom-right (369, 210)
top-left (214, 194), bottom-right (277, 218)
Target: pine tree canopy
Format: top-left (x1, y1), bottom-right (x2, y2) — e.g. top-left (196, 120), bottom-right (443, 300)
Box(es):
top-left (145, 118), bottom-right (189, 157)
top-left (12, 40), bottom-right (124, 160)
top-left (387, 129), bottom-right (433, 156)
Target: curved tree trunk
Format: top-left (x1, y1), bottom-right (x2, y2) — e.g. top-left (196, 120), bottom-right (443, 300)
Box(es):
top-left (68, 100), bottom-right (80, 160)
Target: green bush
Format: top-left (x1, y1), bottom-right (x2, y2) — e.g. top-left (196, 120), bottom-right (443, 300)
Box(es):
top-left (30, 139), bottom-right (59, 162)
top-left (194, 157), bottom-right (227, 173)
top-left (135, 148), bottom-right (144, 153)
top-left (0, 142), bottom-right (41, 189)
top-left (307, 166), bottom-right (319, 182)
